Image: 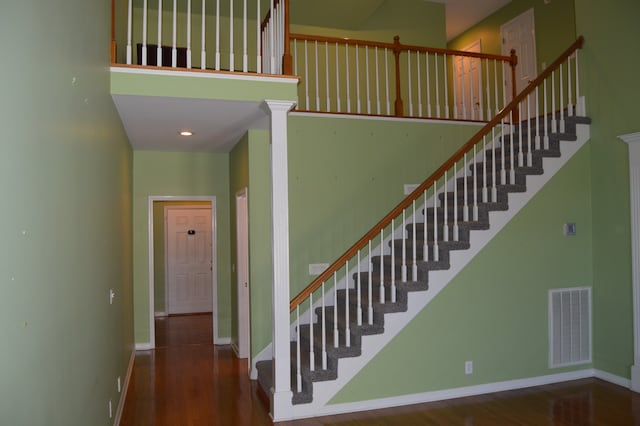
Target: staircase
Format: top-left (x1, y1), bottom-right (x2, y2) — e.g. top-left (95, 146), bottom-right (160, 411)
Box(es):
top-left (257, 37), bottom-right (588, 420)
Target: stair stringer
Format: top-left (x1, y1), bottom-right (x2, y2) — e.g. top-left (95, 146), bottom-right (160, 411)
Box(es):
top-left (286, 122), bottom-right (590, 420)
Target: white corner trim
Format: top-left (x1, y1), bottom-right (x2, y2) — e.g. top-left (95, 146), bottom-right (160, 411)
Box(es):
top-left (593, 369), bottom-right (632, 388)
top-left (135, 343), bottom-right (154, 351)
top-left (621, 132), bottom-right (640, 393)
top-left (113, 349), bottom-right (136, 426)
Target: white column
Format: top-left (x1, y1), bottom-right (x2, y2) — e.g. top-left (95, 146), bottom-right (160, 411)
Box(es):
top-left (622, 132), bottom-right (640, 393)
top-left (265, 99), bottom-right (296, 420)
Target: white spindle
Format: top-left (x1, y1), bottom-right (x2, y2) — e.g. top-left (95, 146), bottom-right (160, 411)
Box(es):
top-left (390, 221), bottom-right (396, 303)
top-left (309, 292), bottom-right (314, 372)
top-left (473, 142), bottom-right (479, 221)
top-left (493, 59), bottom-right (499, 116)
top-left (527, 94), bottom-right (533, 166)
top-left (443, 171), bottom-right (449, 242)
top-left (492, 127), bottom-right (498, 201)
top-left (315, 41), bottom-right (320, 111)
top-left (186, 0), bottom-right (192, 69)
top-left (500, 119), bottom-right (506, 185)
top-left (335, 43), bottom-right (341, 112)
top-left (304, 40), bottom-right (309, 109)
top-left (426, 53), bottom-right (432, 117)
top-left (535, 85), bottom-right (541, 150)
top-left (293, 39), bottom-right (298, 75)
top-left (170, 0), bottom-right (177, 66)
top-left (242, 0), bottom-right (247, 72)
top-left (345, 260), bottom-right (350, 347)
top-left (452, 55), bottom-right (458, 119)
top-left (401, 213), bottom-right (407, 283)
top-left (201, 0), bottom-right (206, 70)
top-left (256, 0), bottom-right (261, 73)
top-left (126, 0), bottom-right (132, 63)
top-left (365, 46), bottom-right (371, 114)
top-left (435, 53), bottom-right (441, 118)
top-left (346, 44), bottom-right (351, 113)
top-left (228, 0), bottom-right (234, 71)
top-left (433, 180), bottom-right (439, 261)
top-left (453, 163), bottom-right (459, 241)
top-left (385, 48), bottom-right (391, 115)
top-left (368, 241), bottom-right (373, 325)
top-left (417, 51), bottom-right (423, 117)
top-left (559, 63), bottom-right (565, 133)
top-left (412, 200), bottom-right (417, 281)
top-left (463, 153), bottom-right (469, 222)
top-left (482, 134), bottom-right (488, 203)
top-left (333, 272), bottom-right (338, 347)
top-left (156, 0), bottom-right (162, 67)
top-left (215, 0), bottom-right (220, 70)
top-left (543, 78), bottom-right (549, 149)
top-left (375, 47), bottom-right (381, 115)
top-left (269, 0), bottom-right (275, 72)
top-left (321, 281), bottom-right (327, 369)
top-left (326, 42), bottom-right (331, 111)
top-left (510, 111), bottom-right (516, 184)
top-left (423, 189), bottom-right (428, 262)
top-left (567, 54), bottom-right (574, 117)
top-left (296, 305), bottom-right (301, 392)
top-left (357, 251), bottom-right (362, 326)
top-left (142, 0), bottom-right (148, 66)
top-left (379, 229), bottom-right (384, 303)
top-left (551, 70), bottom-right (557, 133)
top-left (443, 54), bottom-right (449, 118)
top-left (407, 52), bottom-right (413, 116)
top-left (356, 45), bottom-right (361, 114)
top-left (576, 50), bottom-right (584, 115)
top-left (518, 105), bottom-right (524, 167)
top-left (460, 56), bottom-right (466, 119)
top-left (485, 59), bottom-right (491, 120)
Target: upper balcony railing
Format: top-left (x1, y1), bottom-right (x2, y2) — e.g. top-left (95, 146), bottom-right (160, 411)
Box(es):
top-left (110, 0), bottom-right (518, 122)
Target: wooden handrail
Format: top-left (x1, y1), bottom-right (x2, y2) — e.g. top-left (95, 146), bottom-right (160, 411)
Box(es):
top-left (290, 36), bottom-right (585, 311)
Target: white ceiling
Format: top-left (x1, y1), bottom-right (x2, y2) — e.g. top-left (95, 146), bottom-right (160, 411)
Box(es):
top-left (114, 0), bottom-right (512, 153)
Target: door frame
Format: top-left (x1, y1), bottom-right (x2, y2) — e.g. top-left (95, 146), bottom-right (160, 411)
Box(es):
top-left (147, 195), bottom-right (219, 348)
top-left (234, 188), bottom-right (251, 362)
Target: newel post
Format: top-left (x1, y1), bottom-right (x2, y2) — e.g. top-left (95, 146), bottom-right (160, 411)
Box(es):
top-left (509, 48), bottom-right (519, 123)
top-left (621, 132), bottom-right (640, 393)
top-left (393, 35), bottom-right (404, 117)
top-left (264, 99), bottom-right (296, 419)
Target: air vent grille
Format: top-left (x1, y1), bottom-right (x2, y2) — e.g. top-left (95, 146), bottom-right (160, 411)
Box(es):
top-left (548, 287), bottom-right (592, 368)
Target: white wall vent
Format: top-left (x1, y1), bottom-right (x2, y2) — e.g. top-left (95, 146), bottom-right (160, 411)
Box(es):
top-left (548, 287), bottom-right (592, 368)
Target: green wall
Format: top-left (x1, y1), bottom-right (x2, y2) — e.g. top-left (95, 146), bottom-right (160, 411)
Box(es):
top-left (575, 0), bottom-right (639, 378)
top-left (448, 0), bottom-right (576, 75)
top-left (132, 151), bottom-right (232, 343)
top-left (0, 1), bottom-right (134, 425)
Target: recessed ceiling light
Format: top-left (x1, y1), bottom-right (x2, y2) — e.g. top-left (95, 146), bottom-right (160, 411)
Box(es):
top-left (179, 130), bottom-right (193, 136)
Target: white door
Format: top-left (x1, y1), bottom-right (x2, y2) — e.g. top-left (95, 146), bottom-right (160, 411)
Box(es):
top-left (501, 8), bottom-right (537, 116)
top-left (235, 189), bottom-right (250, 360)
top-left (454, 40), bottom-right (483, 121)
top-left (166, 207), bottom-right (213, 314)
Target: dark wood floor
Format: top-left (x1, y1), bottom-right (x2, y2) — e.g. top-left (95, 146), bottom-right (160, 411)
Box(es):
top-left (120, 314), bottom-right (640, 425)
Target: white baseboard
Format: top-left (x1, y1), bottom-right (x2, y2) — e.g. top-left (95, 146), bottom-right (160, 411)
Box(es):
top-left (113, 349), bottom-right (136, 426)
top-left (154, 311), bottom-right (167, 317)
top-left (135, 343), bottom-right (154, 351)
top-left (215, 337), bottom-right (232, 346)
top-left (594, 369), bottom-right (631, 388)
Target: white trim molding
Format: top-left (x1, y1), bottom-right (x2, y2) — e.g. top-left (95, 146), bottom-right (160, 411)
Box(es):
top-left (620, 132), bottom-right (640, 393)
top-left (264, 99), bottom-right (297, 421)
top-left (113, 349), bottom-right (136, 426)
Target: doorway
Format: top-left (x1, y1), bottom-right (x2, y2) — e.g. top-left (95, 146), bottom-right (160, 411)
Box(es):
top-left (454, 39), bottom-right (483, 121)
top-left (234, 188), bottom-right (250, 361)
top-left (501, 8), bottom-right (537, 115)
top-left (147, 196), bottom-right (219, 349)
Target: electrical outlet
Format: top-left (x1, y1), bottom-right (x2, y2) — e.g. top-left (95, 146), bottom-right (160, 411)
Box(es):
top-left (563, 222), bottom-right (577, 236)
top-left (109, 289), bottom-right (116, 305)
top-left (465, 360), bottom-right (473, 375)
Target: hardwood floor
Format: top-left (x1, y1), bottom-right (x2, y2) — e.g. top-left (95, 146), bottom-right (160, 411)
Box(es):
top-left (120, 314), bottom-right (640, 425)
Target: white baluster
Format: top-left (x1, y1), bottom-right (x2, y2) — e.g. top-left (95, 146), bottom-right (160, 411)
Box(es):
top-left (426, 52), bottom-right (432, 117)
top-left (423, 189), bottom-right (428, 262)
top-left (544, 78), bottom-right (549, 149)
top-left (346, 44), bottom-right (351, 113)
top-left (473, 143), bottom-right (479, 221)
top-left (510, 111), bottom-right (516, 185)
top-left (304, 40), bottom-right (309, 109)
top-left (156, 0), bottom-right (162, 67)
top-left (401, 213), bottom-right (407, 283)
top-left (201, 0), bottom-right (206, 69)
top-left (269, 0), bottom-right (275, 72)
top-left (551, 70), bottom-right (557, 133)
top-left (433, 180), bottom-right (439, 260)
top-left (453, 163), bottom-right (459, 241)
top-left (518, 104), bottom-right (524, 167)
top-left (142, 0), bottom-right (148, 66)
top-left (126, 0), bottom-right (132, 64)
top-left (375, 47), bottom-right (381, 115)
top-left (492, 127), bottom-right (498, 201)
top-left (186, 0), bottom-right (192, 68)
top-left (366, 46), bottom-right (371, 114)
top-left (460, 56), bottom-right (466, 119)
top-left (417, 51), bottom-right (423, 117)
top-left (228, 0), bottom-right (233, 71)
top-left (407, 52), bottom-right (413, 116)
top-left (390, 220), bottom-right (396, 303)
top-left (493, 59), bottom-right (499, 116)
top-left (435, 53), bottom-right (441, 118)
top-left (215, 0), bottom-right (220, 70)
top-left (385, 48), bottom-right (391, 115)
top-left (452, 55), bottom-right (458, 119)
top-left (356, 45), bottom-right (361, 114)
top-left (309, 292), bottom-right (314, 372)
top-left (172, 0), bottom-right (177, 67)
top-left (559, 63), bottom-right (565, 133)
top-left (567, 53), bottom-right (574, 117)
top-left (368, 241), bottom-right (373, 325)
top-left (485, 59), bottom-right (491, 120)
top-left (500, 119), bottom-right (506, 185)
top-left (443, 170), bottom-right (449, 242)
top-left (412, 201), bottom-right (418, 281)
top-left (482, 135), bottom-right (488, 203)
top-left (379, 229), bottom-right (385, 303)
top-left (527, 94), bottom-right (532, 166)
top-left (296, 305), bottom-right (301, 392)
top-left (321, 281), bottom-right (327, 369)
top-left (535, 85), bottom-right (541, 150)
top-left (315, 41), bottom-right (320, 111)
top-left (333, 272), bottom-right (338, 347)
top-left (357, 251), bottom-right (362, 326)
top-left (463, 153), bottom-right (469, 222)
top-left (345, 260), bottom-right (350, 347)
top-left (336, 43), bottom-right (341, 112)
top-left (293, 39), bottom-right (298, 75)
top-left (242, 0), bottom-right (247, 72)
top-left (576, 50), bottom-right (584, 115)
top-left (443, 53), bottom-right (449, 118)
top-left (326, 42), bottom-right (331, 111)
top-left (256, 0), bottom-right (261, 73)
